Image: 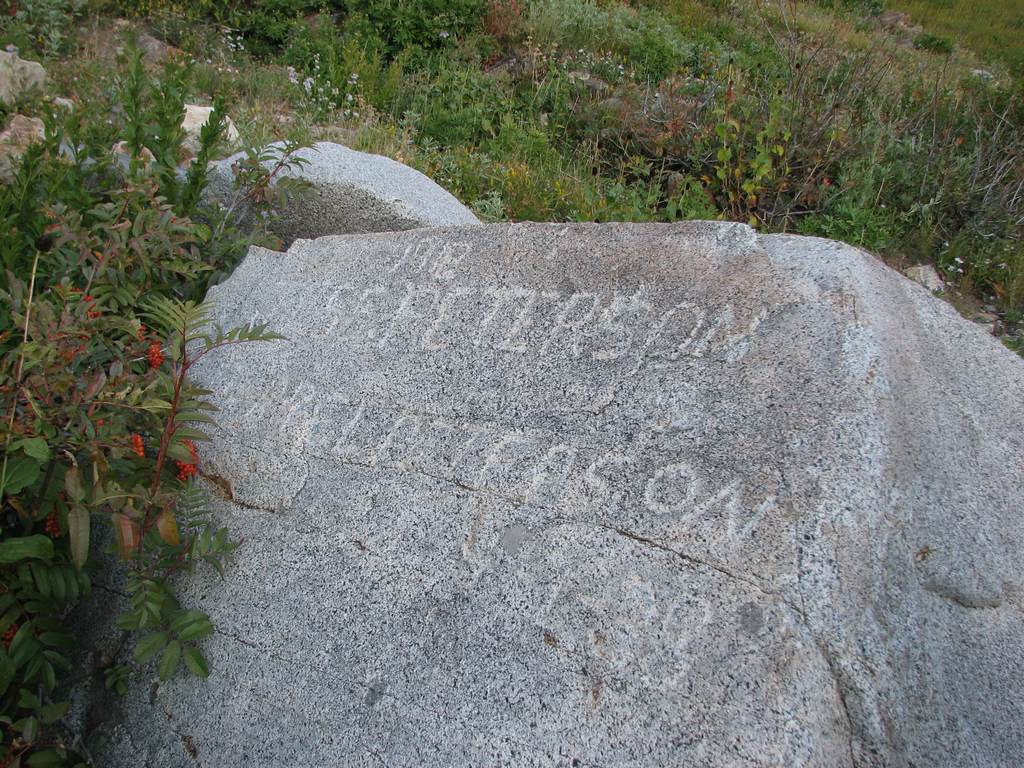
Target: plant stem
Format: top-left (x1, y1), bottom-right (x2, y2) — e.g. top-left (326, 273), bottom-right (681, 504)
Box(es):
top-left (0, 249), bottom-right (42, 502)
top-left (141, 318), bottom-right (190, 562)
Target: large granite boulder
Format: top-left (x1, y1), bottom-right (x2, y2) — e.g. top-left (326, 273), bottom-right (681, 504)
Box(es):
top-left (85, 222), bottom-right (1022, 766)
top-left (206, 141), bottom-right (479, 244)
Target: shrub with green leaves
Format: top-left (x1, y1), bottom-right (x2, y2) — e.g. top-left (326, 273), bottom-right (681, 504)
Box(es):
top-left (0, 46), bottom-right (303, 765)
top-left (343, 0), bottom-right (486, 56)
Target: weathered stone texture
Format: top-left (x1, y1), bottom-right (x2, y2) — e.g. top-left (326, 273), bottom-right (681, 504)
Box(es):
top-left (86, 222), bottom-right (1023, 767)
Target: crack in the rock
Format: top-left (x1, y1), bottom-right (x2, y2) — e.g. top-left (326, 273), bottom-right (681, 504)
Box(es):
top-left (327, 453), bottom-right (528, 507)
top-left (231, 440), bottom-right (530, 512)
top-left (592, 522), bottom-right (787, 604)
top-left (92, 582), bottom-right (129, 599)
top-left (811, 635), bottom-right (860, 768)
top-left (920, 579), bottom-right (1004, 610)
top-left (784, 494), bottom-right (860, 764)
top-left (200, 470), bottom-right (278, 512)
top-left (201, 437), bottom-right (864, 765)
top-left (155, 689), bottom-right (205, 768)
top-left (589, 520), bottom-right (860, 767)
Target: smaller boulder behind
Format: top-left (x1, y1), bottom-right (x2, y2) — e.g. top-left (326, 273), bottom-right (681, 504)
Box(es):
top-left (206, 141), bottom-right (479, 243)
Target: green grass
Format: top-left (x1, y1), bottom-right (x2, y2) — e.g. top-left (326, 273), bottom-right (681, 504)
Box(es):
top-left (887, 0), bottom-right (1024, 76)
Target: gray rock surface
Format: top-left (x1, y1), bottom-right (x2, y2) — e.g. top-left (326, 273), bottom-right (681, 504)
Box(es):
top-left (206, 141), bottom-right (479, 244)
top-left (83, 222), bottom-right (1023, 767)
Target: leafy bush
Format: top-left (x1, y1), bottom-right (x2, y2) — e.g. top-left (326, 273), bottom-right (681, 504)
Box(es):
top-left (283, 14), bottom-right (408, 120)
top-left (342, 0), bottom-right (486, 56)
top-left (413, 63), bottom-right (509, 144)
top-left (0, 48), bottom-right (305, 764)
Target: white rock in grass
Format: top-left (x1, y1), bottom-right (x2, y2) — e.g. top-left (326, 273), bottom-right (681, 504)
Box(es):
top-left (0, 50), bottom-right (46, 104)
top-left (0, 114), bottom-right (44, 181)
top-left (181, 103), bottom-right (239, 155)
top-left (904, 263), bottom-right (945, 292)
top-left (110, 140), bottom-right (156, 172)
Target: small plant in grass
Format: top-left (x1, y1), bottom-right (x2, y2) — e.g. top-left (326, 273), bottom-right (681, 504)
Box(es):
top-left (709, 78), bottom-right (789, 227)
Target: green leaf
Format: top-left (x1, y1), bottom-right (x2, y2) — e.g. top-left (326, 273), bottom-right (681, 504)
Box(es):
top-left (168, 609), bottom-right (206, 634)
top-left (173, 411), bottom-right (216, 424)
top-left (12, 437), bottom-right (50, 461)
top-left (115, 611), bottom-right (142, 631)
top-left (64, 466), bottom-right (84, 502)
top-left (167, 441), bottom-right (196, 463)
top-left (10, 625), bottom-right (41, 669)
top-left (18, 688), bottom-right (41, 709)
top-left (27, 749), bottom-right (63, 767)
top-left (61, 565), bottom-right (80, 601)
top-left (42, 660), bottom-right (56, 692)
top-left (30, 561), bottom-right (51, 597)
top-left (0, 536), bottom-right (54, 564)
top-left (133, 631), bottom-right (169, 663)
top-left (158, 640), bottom-right (182, 681)
top-left (68, 506), bottom-right (90, 570)
top-left (0, 655), bottom-right (13, 697)
top-left (43, 650), bottom-right (71, 673)
top-left (175, 616), bottom-right (213, 642)
top-left (182, 645), bottom-right (209, 678)
top-left (38, 633), bottom-right (73, 650)
top-left (20, 714), bottom-right (39, 742)
top-left (172, 426), bottom-right (210, 442)
top-left (2, 457), bottom-right (41, 495)
top-left (48, 565), bottom-right (65, 602)
top-left (38, 700), bottom-right (69, 725)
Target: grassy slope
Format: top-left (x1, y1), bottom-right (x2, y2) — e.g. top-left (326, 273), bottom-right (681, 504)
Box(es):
top-left (887, 0), bottom-right (1024, 76)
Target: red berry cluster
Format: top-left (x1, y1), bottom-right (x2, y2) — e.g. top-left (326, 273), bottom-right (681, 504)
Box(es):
top-left (147, 342), bottom-right (164, 369)
top-left (83, 294), bottom-right (102, 319)
top-left (44, 511), bottom-right (62, 538)
top-left (2, 624), bottom-right (17, 650)
top-left (175, 440), bottom-right (199, 482)
top-left (130, 433), bottom-right (145, 457)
